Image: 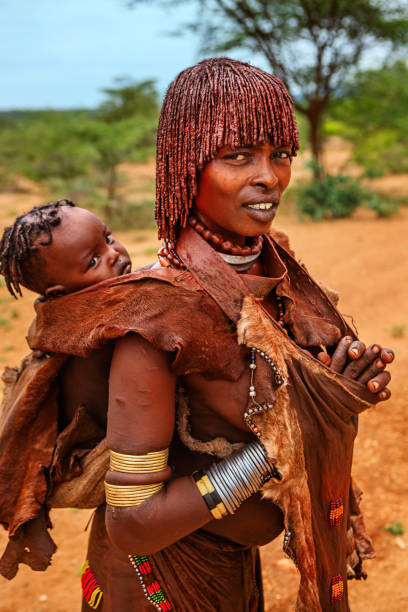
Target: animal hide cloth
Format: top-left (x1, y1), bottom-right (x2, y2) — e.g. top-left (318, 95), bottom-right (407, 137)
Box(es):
top-left (0, 227), bottom-right (375, 611)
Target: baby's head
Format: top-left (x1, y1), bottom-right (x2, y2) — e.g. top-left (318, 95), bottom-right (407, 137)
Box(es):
top-left (0, 199), bottom-right (131, 298)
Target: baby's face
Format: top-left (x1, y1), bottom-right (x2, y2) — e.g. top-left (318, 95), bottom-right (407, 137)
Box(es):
top-left (38, 207), bottom-right (131, 296)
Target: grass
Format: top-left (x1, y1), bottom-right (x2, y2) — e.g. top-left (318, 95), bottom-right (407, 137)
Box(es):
top-left (390, 324), bottom-right (406, 338)
top-left (384, 522), bottom-right (405, 536)
top-left (0, 317), bottom-right (11, 331)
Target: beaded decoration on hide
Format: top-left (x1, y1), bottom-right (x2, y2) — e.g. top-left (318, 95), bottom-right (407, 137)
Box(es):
top-left (330, 574), bottom-right (344, 602)
top-left (129, 555), bottom-right (172, 611)
top-left (243, 346), bottom-right (285, 443)
top-left (80, 560), bottom-right (103, 609)
top-left (329, 498), bottom-right (344, 526)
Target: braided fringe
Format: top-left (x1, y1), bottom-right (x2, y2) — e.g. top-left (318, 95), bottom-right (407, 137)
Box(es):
top-left (156, 57), bottom-right (299, 242)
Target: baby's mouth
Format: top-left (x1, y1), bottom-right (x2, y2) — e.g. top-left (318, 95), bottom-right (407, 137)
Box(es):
top-left (120, 261), bottom-right (132, 275)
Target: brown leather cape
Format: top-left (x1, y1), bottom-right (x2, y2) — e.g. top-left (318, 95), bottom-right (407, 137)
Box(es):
top-left (0, 227), bottom-right (375, 610)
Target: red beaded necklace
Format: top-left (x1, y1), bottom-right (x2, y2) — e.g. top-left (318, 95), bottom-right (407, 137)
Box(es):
top-left (157, 217), bottom-right (286, 329)
top-left (188, 216), bottom-right (263, 256)
top-left (158, 216), bottom-right (264, 269)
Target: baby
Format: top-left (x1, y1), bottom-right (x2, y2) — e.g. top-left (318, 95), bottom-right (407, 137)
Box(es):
top-left (0, 199), bottom-right (132, 299)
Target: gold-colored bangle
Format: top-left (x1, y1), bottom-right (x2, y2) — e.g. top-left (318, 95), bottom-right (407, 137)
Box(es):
top-left (105, 481), bottom-right (164, 507)
top-left (109, 448), bottom-right (169, 474)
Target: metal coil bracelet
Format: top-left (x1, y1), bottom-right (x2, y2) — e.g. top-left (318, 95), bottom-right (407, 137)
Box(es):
top-left (193, 441), bottom-right (275, 518)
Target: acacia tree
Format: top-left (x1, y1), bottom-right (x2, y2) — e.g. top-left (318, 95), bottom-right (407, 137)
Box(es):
top-left (129, 0), bottom-right (408, 174)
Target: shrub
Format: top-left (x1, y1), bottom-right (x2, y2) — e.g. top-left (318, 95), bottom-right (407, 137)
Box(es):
top-left (364, 193), bottom-right (400, 218)
top-left (296, 167), bottom-right (399, 220)
top-left (297, 172), bottom-right (365, 220)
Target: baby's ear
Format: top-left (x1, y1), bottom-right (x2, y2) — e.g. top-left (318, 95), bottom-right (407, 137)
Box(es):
top-left (44, 284), bottom-right (66, 298)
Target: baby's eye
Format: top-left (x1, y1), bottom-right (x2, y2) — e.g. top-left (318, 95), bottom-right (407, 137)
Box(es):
top-left (89, 256), bottom-right (99, 269)
top-left (105, 234), bottom-right (113, 244)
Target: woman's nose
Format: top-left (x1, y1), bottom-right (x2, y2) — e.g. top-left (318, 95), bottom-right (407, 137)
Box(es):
top-left (250, 159), bottom-right (278, 189)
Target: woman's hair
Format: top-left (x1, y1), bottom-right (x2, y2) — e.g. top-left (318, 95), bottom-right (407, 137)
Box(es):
top-left (0, 198), bottom-right (75, 298)
top-left (156, 57), bottom-right (299, 241)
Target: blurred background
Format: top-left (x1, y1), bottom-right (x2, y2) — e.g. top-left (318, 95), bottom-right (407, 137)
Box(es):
top-left (0, 1), bottom-right (407, 610)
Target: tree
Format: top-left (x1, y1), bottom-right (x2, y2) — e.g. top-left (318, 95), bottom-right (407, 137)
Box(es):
top-left (0, 79), bottom-right (159, 216)
top-left (327, 60), bottom-right (408, 174)
top-left (98, 78), bottom-right (159, 122)
top-left (128, 0), bottom-right (408, 175)
top-left (76, 79), bottom-right (160, 216)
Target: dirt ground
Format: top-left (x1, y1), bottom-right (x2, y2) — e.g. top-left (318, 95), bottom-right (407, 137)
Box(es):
top-left (0, 150), bottom-right (407, 611)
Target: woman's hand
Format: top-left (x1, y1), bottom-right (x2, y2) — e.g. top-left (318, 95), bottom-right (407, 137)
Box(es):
top-left (317, 336), bottom-right (394, 402)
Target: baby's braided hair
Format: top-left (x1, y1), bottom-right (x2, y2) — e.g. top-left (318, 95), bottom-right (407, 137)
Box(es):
top-left (0, 198), bottom-right (75, 298)
top-left (156, 57), bottom-right (299, 241)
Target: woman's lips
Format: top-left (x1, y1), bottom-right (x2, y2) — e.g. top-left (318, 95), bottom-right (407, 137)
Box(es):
top-left (243, 202), bottom-right (278, 222)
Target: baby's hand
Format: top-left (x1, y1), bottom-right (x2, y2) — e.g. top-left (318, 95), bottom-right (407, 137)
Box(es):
top-left (317, 336), bottom-right (394, 402)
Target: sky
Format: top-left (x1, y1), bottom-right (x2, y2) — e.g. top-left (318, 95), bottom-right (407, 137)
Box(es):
top-left (0, 0), bottom-right (209, 109)
top-left (1, 1), bottom-right (393, 111)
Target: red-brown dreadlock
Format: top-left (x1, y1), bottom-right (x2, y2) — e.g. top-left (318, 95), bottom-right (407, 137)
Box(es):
top-left (0, 199), bottom-right (75, 298)
top-left (156, 57), bottom-right (299, 241)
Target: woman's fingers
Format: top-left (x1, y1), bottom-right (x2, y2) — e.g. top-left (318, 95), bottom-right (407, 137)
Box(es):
top-left (329, 336), bottom-right (354, 372)
top-left (357, 357), bottom-right (385, 385)
top-left (380, 348), bottom-right (394, 364)
top-left (316, 351), bottom-right (331, 366)
top-left (343, 343), bottom-right (381, 379)
top-left (367, 370), bottom-right (391, 394)
top-left (377, 387), bottom-right (391, 402)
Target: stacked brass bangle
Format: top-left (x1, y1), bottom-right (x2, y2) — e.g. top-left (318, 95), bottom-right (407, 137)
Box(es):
top-left (105, 448), bottom-right (169, 507)
top-left (110, 449), bottom-right (169, 473)
top-left (105, 482), bottom-right (164, 507)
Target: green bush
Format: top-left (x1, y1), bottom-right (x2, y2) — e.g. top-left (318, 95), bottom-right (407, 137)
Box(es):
top-left (296, 170), bottom-right (398, 220)
top-left (297, 172), bottom-right (365, 220)
top-left (364, 193), bottom-right (400, 218)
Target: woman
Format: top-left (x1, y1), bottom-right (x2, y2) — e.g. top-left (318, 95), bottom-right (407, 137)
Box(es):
top-left (14, 58), bottom-right (391, 611)
top-left (73, 58), bottom-right (391, 611)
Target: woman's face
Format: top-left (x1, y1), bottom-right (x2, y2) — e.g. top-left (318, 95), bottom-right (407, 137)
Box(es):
top-left (193, 142), bottom-right (292, 243)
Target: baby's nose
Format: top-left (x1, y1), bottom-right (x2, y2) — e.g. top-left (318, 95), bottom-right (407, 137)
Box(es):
top-left (107, 246), bottom-right (120, 264)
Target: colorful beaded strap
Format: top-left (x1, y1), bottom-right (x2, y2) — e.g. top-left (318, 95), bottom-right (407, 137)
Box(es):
top-left (80, 560), bottom-right (103, 609)
top-left (129, 555), bottom-right (172, 610)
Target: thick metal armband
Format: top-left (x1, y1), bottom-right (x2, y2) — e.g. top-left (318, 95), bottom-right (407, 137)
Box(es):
top-left (105, 448), bottom-right (169, 507)
top-left (192, 441), bottom-right (275, 519)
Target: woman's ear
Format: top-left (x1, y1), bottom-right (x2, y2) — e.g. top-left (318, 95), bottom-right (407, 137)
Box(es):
top-left (44, 284), bottom-right (66, 298)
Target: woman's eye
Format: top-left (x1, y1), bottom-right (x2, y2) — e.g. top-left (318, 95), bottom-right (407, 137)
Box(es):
top-left (105, 234), bottom-right (113, 244)
top-left (273, 151), bottom-right (291, 160)
top-left (224, 153), bottom-right (247, 162)
top-left (89, 256), bottom-right (98, 269)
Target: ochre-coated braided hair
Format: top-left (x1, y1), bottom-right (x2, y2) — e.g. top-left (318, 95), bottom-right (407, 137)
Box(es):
top-left (0, 198), bottom-right (75, 298)
top-left (156, 57), bottom-right (299, 241)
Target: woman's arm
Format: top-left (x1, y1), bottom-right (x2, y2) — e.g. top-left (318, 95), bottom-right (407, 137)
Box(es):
top-left (105, 333), bottom-right (212, 555)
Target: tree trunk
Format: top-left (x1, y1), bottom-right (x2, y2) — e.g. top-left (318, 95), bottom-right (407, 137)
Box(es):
top-left (297, 99), bottom-right (326, 180)
top-left (107, 165), bottom-right (117, 202)
top-left (104, 165), bottom-right (117, 220)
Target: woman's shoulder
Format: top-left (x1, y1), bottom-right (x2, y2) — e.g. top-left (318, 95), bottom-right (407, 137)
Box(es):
top-left (28, 266), bottom-right (233, 361)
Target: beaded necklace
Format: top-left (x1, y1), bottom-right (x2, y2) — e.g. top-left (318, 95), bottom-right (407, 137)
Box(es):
top-left (158, 218), bottom-right (287, 329)
top-left (158, 215), bottom-right (263, 271)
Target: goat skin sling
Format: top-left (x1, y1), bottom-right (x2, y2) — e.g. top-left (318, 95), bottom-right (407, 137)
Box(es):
top-left (0, 228), bottom-right (375, 610)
